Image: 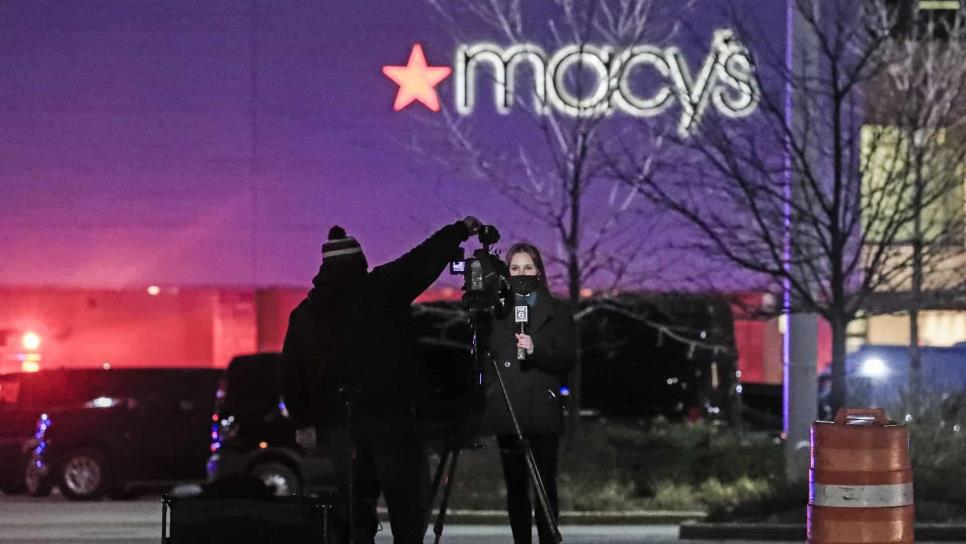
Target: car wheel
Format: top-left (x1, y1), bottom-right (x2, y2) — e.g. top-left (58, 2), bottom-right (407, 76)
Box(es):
top-left (250, 462), bottom-right (300, 496)
top-left (24, 459), bottom-right (52, 497)
top-left (58, 448), bottom-right (109, 501)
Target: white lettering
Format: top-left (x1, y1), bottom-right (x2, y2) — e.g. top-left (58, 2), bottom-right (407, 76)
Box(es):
top-left (454, 29), bottom-right (760, 137)
top-left (546, 45), bottom-right (612, 117)
top-left (456, 43), bottom-right (548, 115)
top-left (611, 45), bottom-right (675, 116)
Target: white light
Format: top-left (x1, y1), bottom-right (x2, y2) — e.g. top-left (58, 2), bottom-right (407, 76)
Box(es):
top-left (86, 397), bottom-right (118, 409)
top-left (859, 357), bottom-right (889, 378)
top-left (21, 332), bottom-right (41, 351)
top-left (146, 285), bottom-right (161, 296)
top-left (954, 424), bottom-right (962, 432)
top-left (736, 385), bottom-right (743, 394)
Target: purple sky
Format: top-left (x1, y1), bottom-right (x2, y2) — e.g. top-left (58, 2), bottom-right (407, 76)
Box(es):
top-left (0, 0), bottom-right (785, 291)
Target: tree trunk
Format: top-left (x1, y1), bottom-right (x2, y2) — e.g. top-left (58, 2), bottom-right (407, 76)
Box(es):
top-left (567, 254), bottom-right (582, 434)
top-left (909, 304), bottom-right (921, 416)
top-left (909, 237), bottom-right (923, 416)
top-left (909, 161), bottom-right (924, 417)
top-left (829, 315), bottom-right (849, 413)
top-left (725, 353), bottom-right (744, 431)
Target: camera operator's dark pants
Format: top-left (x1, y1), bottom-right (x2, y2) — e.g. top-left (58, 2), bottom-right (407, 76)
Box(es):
top-left (497, 434), bottom-right (559, 544)
top-left (329, 414), bottom-right (430, 544)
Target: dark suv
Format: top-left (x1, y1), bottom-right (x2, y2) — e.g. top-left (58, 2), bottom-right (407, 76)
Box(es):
top-left (27, 368), bottom-right (221, 500)
top-left (206, 353), bottom-right (336, 497)
top-left (207, 336), bottom-right (473, 497)
top-left (0, 368), bottom-right (146, 495)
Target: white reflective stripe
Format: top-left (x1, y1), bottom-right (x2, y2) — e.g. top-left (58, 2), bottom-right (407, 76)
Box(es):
top-left (811, 483), bottom-right (913, 508)
top-left (323, 247), bottom-right (362, 258)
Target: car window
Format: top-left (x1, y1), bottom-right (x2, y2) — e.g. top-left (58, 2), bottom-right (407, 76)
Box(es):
top-left (96, 370), bottom-right (220, 411)
top-left (18, 370), bottom-right (127, 409)
top-left (19, 372), bottom-right (86, 408)
top-left (6, 369), bottom-right (222, 412)
top-left (226, 356), bottom-right (283, 419)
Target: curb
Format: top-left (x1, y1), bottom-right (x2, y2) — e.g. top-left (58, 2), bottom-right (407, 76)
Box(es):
top-left (679, 522), bottom-right (966, 541)
top-left (379, 509), bottom-right (706, 525)
top-left (679, 523), bottom-right (802, 541)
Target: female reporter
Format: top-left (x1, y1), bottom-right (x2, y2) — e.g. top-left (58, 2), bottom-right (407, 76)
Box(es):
top-left (482, 242), bottom-right (577, 544)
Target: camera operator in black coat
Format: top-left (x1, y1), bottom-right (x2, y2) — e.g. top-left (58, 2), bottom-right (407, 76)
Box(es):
top-left (282, 216), bottom-right (482, 544)
top-left (480, 242), bottom-right (577, 544)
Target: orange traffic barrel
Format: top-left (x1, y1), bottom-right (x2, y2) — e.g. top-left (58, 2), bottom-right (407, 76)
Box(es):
top-left (808, 407), bottom-right (914, 543)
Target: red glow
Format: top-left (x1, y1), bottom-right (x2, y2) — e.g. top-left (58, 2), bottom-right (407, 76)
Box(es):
top-left (382, 43), bottom-right (451, 112)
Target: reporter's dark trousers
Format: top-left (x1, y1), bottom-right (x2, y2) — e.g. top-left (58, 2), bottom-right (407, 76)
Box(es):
top-left (496, 434), bottom-right (560, 544)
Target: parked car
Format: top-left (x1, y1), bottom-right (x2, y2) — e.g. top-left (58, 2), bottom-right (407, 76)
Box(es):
top-left (0, 368), bottom-right (146, 495)
top-left (26, 368), bottom-right (221, 500)
top-left (207, 335), bottom-right (474, 497)
top-left (206, 353), bottom-right (336, 497)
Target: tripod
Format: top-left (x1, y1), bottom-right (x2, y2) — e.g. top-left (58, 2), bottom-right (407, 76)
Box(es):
top-left (426, 311), bottom-right (563, 544)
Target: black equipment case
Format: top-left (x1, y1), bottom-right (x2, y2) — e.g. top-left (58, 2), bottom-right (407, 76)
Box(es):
top-left (161, 494), bottom-right (333, 544)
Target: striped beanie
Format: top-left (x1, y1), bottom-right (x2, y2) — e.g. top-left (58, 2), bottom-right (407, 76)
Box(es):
top-left (322, 226), bottom-right (364, 261)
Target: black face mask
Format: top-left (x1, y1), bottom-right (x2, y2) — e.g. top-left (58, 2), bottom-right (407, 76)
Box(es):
top-left (510, 275), bottom-right (540, 295)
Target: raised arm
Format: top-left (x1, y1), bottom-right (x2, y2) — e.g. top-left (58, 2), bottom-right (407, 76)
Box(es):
top-left (370, 217), bottom-right (482, 304)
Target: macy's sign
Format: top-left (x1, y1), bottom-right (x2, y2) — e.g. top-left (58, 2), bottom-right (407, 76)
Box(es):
top-left (383, 30), bottom-right (759, 137)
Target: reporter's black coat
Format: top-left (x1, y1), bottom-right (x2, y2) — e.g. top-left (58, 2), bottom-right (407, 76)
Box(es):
top-left (282, 221), bottom-right (470, 427)
top-left (480, 288), bottom-right (577, 436)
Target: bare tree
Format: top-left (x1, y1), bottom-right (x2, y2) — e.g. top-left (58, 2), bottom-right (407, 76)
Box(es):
top-left (608, 0), bottom-right (966, 412)
top-left (418, 0), bottom-right (694, 430)
top-left (869, 5), bottom-right (966, 414)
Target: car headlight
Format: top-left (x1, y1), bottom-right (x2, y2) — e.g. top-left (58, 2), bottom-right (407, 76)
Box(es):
top-left (859, 357), bottom-right (889, 379)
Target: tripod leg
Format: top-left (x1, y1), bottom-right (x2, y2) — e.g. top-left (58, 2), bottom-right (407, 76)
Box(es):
top-left (424, 446), bottom-right (451, 533)
top-left (344, 403), bottom-right (354, 544)
top-left (491, 360), bottom-right (563, 543)
top-left (433, 447), bottom-right (461, 544)
top-left (525, 448), bottom-right (559, 541)
top-left (429, 447), bottom-right (452, 502)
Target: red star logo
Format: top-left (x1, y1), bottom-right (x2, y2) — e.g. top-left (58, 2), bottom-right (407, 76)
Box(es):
top-left (382, 43), bottom-right (451, 112)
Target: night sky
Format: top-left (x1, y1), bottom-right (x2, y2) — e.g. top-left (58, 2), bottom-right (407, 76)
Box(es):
top-left (0, 0), bottom-right (785, 291)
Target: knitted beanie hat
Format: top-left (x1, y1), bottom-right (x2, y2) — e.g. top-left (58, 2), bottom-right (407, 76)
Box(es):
top-left (322, 226), bottom-right (364, 261)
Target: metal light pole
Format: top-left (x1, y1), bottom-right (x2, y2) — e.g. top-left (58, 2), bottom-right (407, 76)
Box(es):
top-left (783, 0), bottom-right (820, 484)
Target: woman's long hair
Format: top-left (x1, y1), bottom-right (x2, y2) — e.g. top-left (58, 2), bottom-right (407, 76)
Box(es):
top-left (505, 242), bottom-right (549, 290)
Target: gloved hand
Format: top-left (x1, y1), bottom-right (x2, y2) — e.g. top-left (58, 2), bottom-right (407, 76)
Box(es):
top-left (462, 216), bottom-right (483, 235)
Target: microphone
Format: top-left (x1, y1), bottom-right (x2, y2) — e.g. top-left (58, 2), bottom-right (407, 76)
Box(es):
top-left (514, 298), bottom-right (529, 361)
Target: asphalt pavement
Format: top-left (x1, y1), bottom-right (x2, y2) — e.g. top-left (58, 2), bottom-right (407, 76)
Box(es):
top-left (0, 493), bottom-right (951, 544)
top-left (0, 494), bottom-right (747, 544)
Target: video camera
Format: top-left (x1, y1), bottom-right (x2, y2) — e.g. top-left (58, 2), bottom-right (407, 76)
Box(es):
top-left (450, 225), bottom-right (511, 319)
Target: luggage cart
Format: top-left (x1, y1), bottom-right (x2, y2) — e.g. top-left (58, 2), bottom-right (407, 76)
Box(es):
top-left (161, 493), bottom-right (334, 544)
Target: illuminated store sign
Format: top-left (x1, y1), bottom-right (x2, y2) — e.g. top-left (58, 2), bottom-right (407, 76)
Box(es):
top-left (383, 30), bottom-right (758, 137)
